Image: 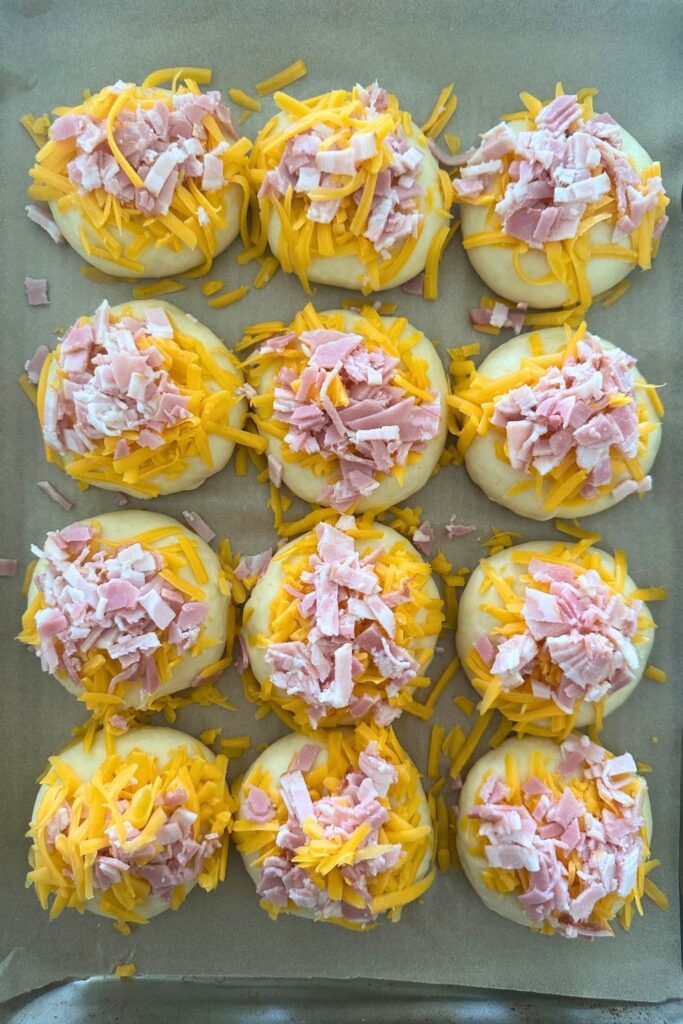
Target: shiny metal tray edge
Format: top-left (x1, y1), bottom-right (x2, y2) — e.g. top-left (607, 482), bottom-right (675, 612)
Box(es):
top-left (2, 978), bottom-right (683, 1024)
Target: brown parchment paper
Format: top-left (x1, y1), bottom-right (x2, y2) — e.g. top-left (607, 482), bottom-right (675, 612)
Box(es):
top-left (1, 0), bottom-right (681, 1005)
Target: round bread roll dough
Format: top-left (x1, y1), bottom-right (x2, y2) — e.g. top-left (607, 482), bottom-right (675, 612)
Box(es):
top-left (237, 731), bottom-right (433, 921)
top-left (460, 121), bottom-right (656, 307)
top-left (255, 309), bottom-right (448, 512)
top-left (244, 522), bottom-right (441, 725)
top-left (462, 328), bottom-right (662, 520)
top-left (26, 510), bottom-right (229, 709)
top-left (41, 300), bottom-right (248, 498)
top-left (456, 541), bottom-right (654, 728)
top-left (457, 736), bottom-right (652, 930)
top-left (48, 86), bottom-right (244, 279)
top-left (261, 111), bottom-right (450, 292)
top-left (30, 725), bottom-right (219, 920)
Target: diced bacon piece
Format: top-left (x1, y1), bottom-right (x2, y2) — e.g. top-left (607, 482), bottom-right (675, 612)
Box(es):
top-left (37, 480), bottom-right (72, 510)
top-left (25, 278), bottom-right (49, 306)
top-left (25, 204), bottom-right (63, 244)
top-left (181, 511), bottom-right (215, 544)
top-left (0, 559), bottom-right (18, 577)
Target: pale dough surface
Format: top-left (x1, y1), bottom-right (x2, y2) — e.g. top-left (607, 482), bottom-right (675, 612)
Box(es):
top-left (43, 300), bottom-right (248, 498)
top-left (263, 112), bottom-right (450, 291)
top-left (459, 123), bottom-right (655, 307)
top-left (457, 735), bottom-right (652, 930)
top-left (237, 730), bottom-right (433, 920)
top-left (257, 309), bottom-right (448, 511)
top-left (31, 725), bottom-right (217, 920)
top-left (27, 510), bottom-right (229, 709)
top-left (455, 541), bottom-right (654, 727)
top-left (243, 522), bottom-right (441, 723)
top-left (463, 327), bottom-right (662, 520)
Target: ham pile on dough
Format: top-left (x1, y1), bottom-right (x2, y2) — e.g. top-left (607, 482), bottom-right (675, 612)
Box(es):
top-left (41, 301), bottom-right (191, 459)
top-left (469, 734), bottom-right (646, 937)
top-left (52, 87), bottom-right (237, 217)
top-left (490, 333), bottom-right (648, 500)
top-left (474, 557), bottom-right (640, 712)
top-left (259, 84), bottom-right (425, 256)
top-left (454, 94), bottom-right (667, 247)
top-left (265, 327), bottom-right (441, 510)
top-left (265, 518), bottom-right (420, 727)
top-left (43, 783), bottom-right (220, 903)
top-left (30, 523), bottom-right (208, 693)
top-left (245, 741), bottom-right (401, 923)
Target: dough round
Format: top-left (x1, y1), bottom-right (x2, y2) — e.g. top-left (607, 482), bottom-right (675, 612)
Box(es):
top-left (30, 725), bottom-right (221, 920)
top-left (254, 309), bottom-right (448, 512)
top-left (236, 730), bottom-right (433, 922)
top-left (51, 187), bottom-right (242, 279)
top-left (456, 541), bottom-right (654, 728)
top-left (459, 121), bottom-right (657, 307)
top-left (457, 736), bottom-right (652, 931)
top-left (256, 89), bottom-right (452, 292)
top-left (26, 510), bottom-right (229, 709)
top-left (243, 522), bottom-right (442, 728)
top-left (41, 300), bottom-right (248, 498)
top-left (461, 328), bottom-right (662, 520)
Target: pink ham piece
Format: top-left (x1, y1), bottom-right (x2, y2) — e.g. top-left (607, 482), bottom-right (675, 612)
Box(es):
top-left (445, 517), bottom-right (476, 539)
top-left (470, 302), bottom-right (526, 335)
top-left (37, 481), bottom-right (73, 510)
top-left (454, 95), bottom-right (667, 248)
top-left (50, 88), bottom-right (237, 219)
top-left (234, 549), bottom-right (272, 580)
top-left (491, 333), bottom-right (642, 498)
top-left (263, 518), bottom-right (420, 727)
top-left (182, 511), bottom-right (216, 544)
top-left (0, 559), bottom-right (18, 577)
top-left (25, 204), bottom-right (63, 244)
top-left (41, 300), bottom-right (191, 461)
top-left (259, 83), bottom-right (424, 257)
top-left (28, 522), bottom-right (208, 693)
top-left (25, 346), bottom-right (50, 384)
top-left (468, 734), bottom-right (645, 936)
top-left (266, 327), bottom-right (441, 511)
top-left (243, 785), bottom-right (276, 823)
top-left (256, 740), bottom-right (401, 922)
top-left (25, 278), bottom-right (49, 306)
top-left (478, 558), bottom-right (640, 712)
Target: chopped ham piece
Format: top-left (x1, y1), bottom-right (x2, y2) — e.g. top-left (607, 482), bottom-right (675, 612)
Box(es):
top-left (27, 522), bottom-right (208, 693)
top-left (25, 345), bottom-right (50, 384)
top-left (491, 333), bottom-right (642, 498)
top-left (37, 480), bottom-right (73, 510)
top-left (470, 302), bottom-right (526, 335)
top-left (41, 300), bottom-right (191, 461)
top-left (445, 517), bottom-right (476, 539)
top-left (477, 557), bottom-right (640, 712)
top-left (469, 734), bottom-right (645, 935)
top-left (25, 204), bottom-right (63, 244)
top-left (263, 517), bottom-right (420, 728)
top-left (412, 520), bottom-right (434, 556)
top-left (256, 738), bottom-right (401, 922)
top-left (264, 326), bottom-right (441, 511)
top-left (0, 559), bottom-right (18, 577)
top-left (182, 511), bottom-right (216, 544)
top-left (454, 94), bottom-right (667, 247)
top-left (25, 278), bottom-right (49, 306)
top-left (234, 549), bottom-right (272, 580)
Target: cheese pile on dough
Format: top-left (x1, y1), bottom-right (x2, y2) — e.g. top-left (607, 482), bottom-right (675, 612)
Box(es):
top-left (27, 733), bottom-right (232, 925)
top-left (246, 516), bottom-right (443, 730)
top-left (234, 726), bottom-right (434, 926)
top-left (249, 82), bottom-right (453, 293)
top-left (449, 323), bottom-right (661, 514)
top-left (454, 87), bottom-right (668, 310)
top-left (244, 304), bottom-right (443, 511)
top-left (34, 301), bottom-right (246, 497)
top-left (461, 735), bottom-right (651, 937)
top-left (27, 68), bottom-right (252, 275)
top-left (19, 519), bottom-right (225, 703)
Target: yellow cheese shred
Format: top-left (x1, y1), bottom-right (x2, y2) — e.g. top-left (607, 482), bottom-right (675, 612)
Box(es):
top-left (255, 59), bottom-right (308, 96)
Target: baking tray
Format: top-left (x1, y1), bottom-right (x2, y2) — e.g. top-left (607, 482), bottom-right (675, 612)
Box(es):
top-left (1, 0), bottom-right (682, 1019)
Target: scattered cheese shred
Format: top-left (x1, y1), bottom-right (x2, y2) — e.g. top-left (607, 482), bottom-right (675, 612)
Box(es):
top-left (208, 285), bottom-right (249, 308)
top-left (114, 963), bottom-right (136, 979)
top-left (645, 664), bottom-right (667, 683)
top-left (255, 59), bottom-right (308, 96)
top-left (131, 279), bottom-right (185, 299)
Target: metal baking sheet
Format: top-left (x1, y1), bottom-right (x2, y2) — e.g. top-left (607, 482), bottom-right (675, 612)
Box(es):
top-left (1, 0), bottom-right (682, 1014)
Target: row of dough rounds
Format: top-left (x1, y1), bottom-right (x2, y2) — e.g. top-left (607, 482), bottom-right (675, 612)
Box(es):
top-left (30, 301), bottom-right (662, 520)
top-left (23, 510), bottom-right (660, 936)
top-left (27, 723), bottom-right (653, 938)
top-left (27, 73), bottom-right (667, 307)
